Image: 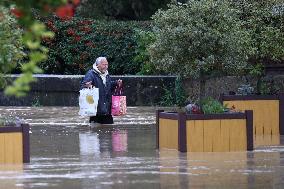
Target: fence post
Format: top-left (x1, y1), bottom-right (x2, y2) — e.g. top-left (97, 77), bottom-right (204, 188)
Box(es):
top-left (178, 112), bottom-right (187, 152)
top-left (245, 110), bottom-right (253, 151)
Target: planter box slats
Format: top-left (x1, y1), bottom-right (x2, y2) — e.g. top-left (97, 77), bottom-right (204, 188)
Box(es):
top-left (186, 120), bottom-right (204, 152)
top-left (0, 133), bottom-right (23, 163)
top-left (223, 100), bottom-right (279, 136)
top-left (255, 135), bottom-right (280, 146)
top-left (157, 110), bottom-right (253, 152)
top-left (186, 119), bottom-right (247, 152)
top-left (221, 93), bottom-right (284, 137)
top-left (159, 119), bottom-right (179, 150)
top-left (0, 124), bottom-right (30, 164)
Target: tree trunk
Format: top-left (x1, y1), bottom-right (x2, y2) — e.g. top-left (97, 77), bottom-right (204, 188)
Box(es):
top-left (199, 72), bottom-right (206, 101)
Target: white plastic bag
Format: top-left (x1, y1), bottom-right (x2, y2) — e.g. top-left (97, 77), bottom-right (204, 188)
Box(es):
top-left (78, 87), bottom-right (99, 117)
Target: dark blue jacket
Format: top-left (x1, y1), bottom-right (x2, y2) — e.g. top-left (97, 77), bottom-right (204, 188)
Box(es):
top-left (81, 69), bottom-right (116, 115)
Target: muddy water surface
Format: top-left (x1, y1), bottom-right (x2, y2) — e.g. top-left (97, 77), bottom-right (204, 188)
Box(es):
top-left (0, 106), bottom-right (284, 189)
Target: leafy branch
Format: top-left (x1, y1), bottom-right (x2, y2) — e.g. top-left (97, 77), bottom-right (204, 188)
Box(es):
top-left (0, 0), bottom-right (79, 97)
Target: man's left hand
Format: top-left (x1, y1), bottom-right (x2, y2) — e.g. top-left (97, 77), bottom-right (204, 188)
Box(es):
top-left (117, 79), bottom-right (123, 87)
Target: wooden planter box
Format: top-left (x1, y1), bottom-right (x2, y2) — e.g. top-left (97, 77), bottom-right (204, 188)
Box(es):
top-left (220, 94), bottom-right (284, 137)
top-left (0, 124), bottom-right (30, 163)
top-left (156, 110), bottom-right (253, 152)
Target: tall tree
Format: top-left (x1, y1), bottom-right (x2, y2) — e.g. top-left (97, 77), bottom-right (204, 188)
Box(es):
top-left (149, 0), bottom-right (253, 100)
top-left (231, 0), bottom-right (284, 64)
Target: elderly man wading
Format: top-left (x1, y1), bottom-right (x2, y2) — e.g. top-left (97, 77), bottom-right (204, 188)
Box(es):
top-left (81, 57), bottom-right (122, 126)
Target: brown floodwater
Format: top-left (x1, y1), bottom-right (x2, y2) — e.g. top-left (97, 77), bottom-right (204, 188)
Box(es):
top-left (0, 106), bottom-right (284, 189)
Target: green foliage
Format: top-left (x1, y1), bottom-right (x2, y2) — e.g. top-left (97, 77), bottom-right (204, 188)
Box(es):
top-left (137, 61), bottom-right (158, 75)
top-left (200, 97), bottom-right (226, 114)
top-left (229, 0), bottom-right (284, 94)
top-left (247, 63), bottom-right (264, 77)
top-left (149, 0), bottom-right (252, 79)
top-left (159, 76), bottom-right (187, 107)
top-left (0, 116), bottom-right (21, 126)
top-left (134, 29), bottom-right (158, 75)
top-left (4, 20), bottom-right (54, 97)
top-left (32, 97), bottom-right (41, 107)
top-left (0, 0), bottom-right (62, 97)
top-left (0, 6), bottom-right (25, 88)
top-left (258, 78), bottom-right (280, 95)
top-left (259, 82), bottom-right (271, 95)
top-left (40, 17), bottom-right (151, 75)
top-left (76, 0), bottom-right (171, 20)
top-left (159, 86), bottom-right (175, 106)
top-left (231, 0), bottom-right (284, 64)
top-left (175, 76), bottom-right (187, 108)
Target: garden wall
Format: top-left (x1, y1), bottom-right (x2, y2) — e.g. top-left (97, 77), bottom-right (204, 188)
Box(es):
top-left (0, 75), bottom-right (176, 106)
top-left (183, 74), bottom-right (284, 103)
top-left (1, 73), bottom-right (284, 106)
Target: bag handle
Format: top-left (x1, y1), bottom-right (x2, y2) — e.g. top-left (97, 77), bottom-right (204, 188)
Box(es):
top-left (114, 83), bottom-right (123, 96)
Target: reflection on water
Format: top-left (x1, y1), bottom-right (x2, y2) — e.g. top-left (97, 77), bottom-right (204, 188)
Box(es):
top-left (158, 150), bottom-right (284, 189)
top-left (78, 129), bottom-right (128, 157)
top-left (0, 106), bottom-right (284, 188)
top-left (112, 130), bottom-right (128, 152)
top-left (79, 133), bottom-right (100, 156)
top-left (0, 165), bottom-right (23, 189)
top-left (159, 150), bottom-right (181, 188)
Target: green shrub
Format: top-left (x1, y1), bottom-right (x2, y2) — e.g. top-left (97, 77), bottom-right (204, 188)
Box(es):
top-left (134, 29), bottom-right (158, 75)
top-left (40, 17), bottom-right (151, 75)
top-left (231, 0), bottom-right (284, 93)
top-left (174, 76), bottom-right (187, 108)
top-left (149, 0), bottom-right (252, 100)
top-left (258, 78), bottom-right (280, 95)
top-left (159, 76), bottom-right (187, 107)
top-left (159, 85), bottom-right (175, 106)
top-left (231, 0), bottom-right (284, 64)
top-left (150, 0), bottom-right (252, 79)
top-left (200, 97), bottom-right (226, 114)
top-left (0, 6), bottom-right (24, 88)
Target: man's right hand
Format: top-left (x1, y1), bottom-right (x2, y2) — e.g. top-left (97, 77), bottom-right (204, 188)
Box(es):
top-left (84, 81), bottom-right (93, 88)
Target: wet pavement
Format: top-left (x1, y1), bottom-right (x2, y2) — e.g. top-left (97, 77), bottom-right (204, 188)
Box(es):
top-left (0, 106), bottom-right (284, 189)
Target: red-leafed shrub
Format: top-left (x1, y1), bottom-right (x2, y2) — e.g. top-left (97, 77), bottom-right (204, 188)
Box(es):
top-left (41, 16), bottom-right (151, 75)
top-left (10, 8), bottom-right (24, 18)
top-left (55, 4), bottom-right (74, 19)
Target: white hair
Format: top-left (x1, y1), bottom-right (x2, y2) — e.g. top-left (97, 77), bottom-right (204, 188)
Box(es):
top-left (95, 57), bottom-right (107, 65)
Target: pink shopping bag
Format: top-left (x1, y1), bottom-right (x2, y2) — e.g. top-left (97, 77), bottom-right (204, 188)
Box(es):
top-left (111, 86), bottom-right (127, 116)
